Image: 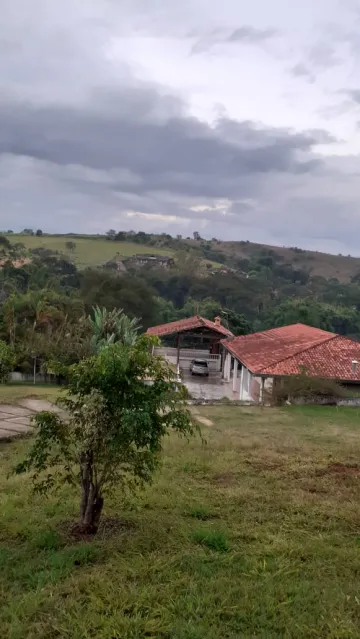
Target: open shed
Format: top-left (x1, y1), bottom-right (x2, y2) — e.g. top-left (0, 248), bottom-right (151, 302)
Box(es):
top-left (146, 315), bottom-right (233, 373)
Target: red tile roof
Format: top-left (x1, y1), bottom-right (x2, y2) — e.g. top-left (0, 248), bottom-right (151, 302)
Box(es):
top-left (222, 323), bottom-right (360, 381)
top-left (147, 315), bottom-right (233, 338)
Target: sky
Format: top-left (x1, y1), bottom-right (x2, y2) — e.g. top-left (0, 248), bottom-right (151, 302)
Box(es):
top-left (1, 0), bottom-right (360, 254)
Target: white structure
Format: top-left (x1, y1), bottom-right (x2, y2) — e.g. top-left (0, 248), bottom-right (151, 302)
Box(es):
top-left (222, 350), bottom-right (272, 402)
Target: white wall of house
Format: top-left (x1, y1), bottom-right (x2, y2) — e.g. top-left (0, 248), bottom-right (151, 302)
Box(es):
top-left (240, 366), bottom-right (252, 400)
top-left (222, 350), bottom-right (274, 402)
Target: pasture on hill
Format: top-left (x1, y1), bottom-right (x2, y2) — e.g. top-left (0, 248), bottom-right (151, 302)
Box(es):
top-left (5, 234), bottom-right (174, 269)
top-left (2, 404), bottom-right (360, 637)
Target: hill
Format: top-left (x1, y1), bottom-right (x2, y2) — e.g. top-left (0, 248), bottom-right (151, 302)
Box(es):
top-left (212, 240), bottom-right (360, 283)
top-left (4, 231), bottom-right (360, 283)
top-left (4, 234), bottom-right (174, 269)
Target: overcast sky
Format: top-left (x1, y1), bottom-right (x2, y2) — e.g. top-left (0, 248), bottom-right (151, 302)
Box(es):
top-left (1, 0), bottom-right (360, 253)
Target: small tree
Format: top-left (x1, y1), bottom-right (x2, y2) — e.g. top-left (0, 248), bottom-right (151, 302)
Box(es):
top-left (106, 229), bottom-right (116, 240)
top-left (36, 229), bottom-right (43, 237)
top-left (65, 240), bottom-right (76, 253)
top-left (0, 340), bottom-right (15, 383)
top-left (15, 337), bottom-right (196, 534)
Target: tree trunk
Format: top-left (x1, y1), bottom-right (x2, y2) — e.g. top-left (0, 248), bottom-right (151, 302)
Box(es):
top-left (79, 451), bottom-right (103, 535)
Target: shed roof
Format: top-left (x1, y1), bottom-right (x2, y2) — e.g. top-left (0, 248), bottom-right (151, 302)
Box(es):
top-left (146, 315), bottom-right (233, 338)
top-left (222, 323), bottom-right (360, 381)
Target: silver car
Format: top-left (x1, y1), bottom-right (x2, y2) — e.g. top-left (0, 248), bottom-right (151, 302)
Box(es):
top-left (190, 359), bottom-right (209, 376)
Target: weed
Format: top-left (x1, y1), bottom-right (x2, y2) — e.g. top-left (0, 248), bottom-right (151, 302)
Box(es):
top-left (31, 529), bottom-right (63, 550)
top-left (192, 529), bottom-right (229, 552)
top-left (187, 507), bottom-right (217, 521)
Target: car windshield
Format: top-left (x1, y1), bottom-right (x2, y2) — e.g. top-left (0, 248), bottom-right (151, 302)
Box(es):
top-left (194, 360), bottom-right (207, 366)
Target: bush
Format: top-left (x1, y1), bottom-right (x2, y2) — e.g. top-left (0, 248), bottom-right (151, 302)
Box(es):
top-left (273, 371), bottom-right (348, 405)
top-left (0, 341), bottom-right (15, 383)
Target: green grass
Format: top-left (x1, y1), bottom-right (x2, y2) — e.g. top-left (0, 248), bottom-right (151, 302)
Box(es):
top-left (192, 529), bottom-right (229, 552)
top-left (0, 383), bottom-right (61, 404)
top-left (5, 234), bottom-right (225, 271)
top-left (2, 405), bottom-right (360, 637)
top-left (5, 234), bottom-right (174, 269)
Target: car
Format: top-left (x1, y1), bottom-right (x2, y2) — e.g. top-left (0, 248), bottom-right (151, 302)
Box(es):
top-left (190, 359), bottom-right (209, 376)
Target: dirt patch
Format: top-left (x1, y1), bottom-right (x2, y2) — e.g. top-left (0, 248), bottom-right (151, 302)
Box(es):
top-left (213, 472), bottom-right (237, 486)
top-left (299, 481), bottom-right (329, 494)
top-left (59, 516), bottom-right (136, 543)
top-left (316, 463), bottom-right (360, 477)
top-left (195, 416), bottom-right (214, 427)
top-left (245, 459), bottom-right (284, 472)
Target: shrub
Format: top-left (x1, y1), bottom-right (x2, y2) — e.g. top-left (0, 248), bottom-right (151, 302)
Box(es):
top-left (0, 341), bottom-right (15, 383)
top-left (273, 370), bottom-right (349, 405)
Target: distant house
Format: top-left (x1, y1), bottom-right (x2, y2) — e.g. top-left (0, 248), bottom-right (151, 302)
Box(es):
top-left (221, 323), bottom-right (360, 403)
top-left (104, 255), bottom-right (128, 274)
top-left (125, 254), bottom-right (174, 269)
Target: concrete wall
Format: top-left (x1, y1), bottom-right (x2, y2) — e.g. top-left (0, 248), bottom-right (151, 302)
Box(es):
top-left (9, 372), bottom-right (56, 383)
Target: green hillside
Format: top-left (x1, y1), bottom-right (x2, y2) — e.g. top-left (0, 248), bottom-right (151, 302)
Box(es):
top-left (6, 231), bottom-right (360, 282)
top-left (5, 234), bottom-right (174, 269)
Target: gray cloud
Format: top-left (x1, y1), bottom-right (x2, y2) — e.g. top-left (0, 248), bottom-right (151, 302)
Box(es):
top-left (291, 63), bottom-right (315, 83)
top-left (347, 89), bottom-right (360, 104)
top-left (290, 33), bottom-right (343, 83)
top-left (226, 26), bottom-right (277, 43)
top-left (0, 86), bottom-right (327, 203)
top-left (190, 25), bottom-right (277, 54)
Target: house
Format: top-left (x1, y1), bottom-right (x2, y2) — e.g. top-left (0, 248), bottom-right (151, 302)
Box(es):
top-left (221, 323), bottom-right (360, 403)
top-left (125, 254), bottom-right (174, 270)
top-left (104, 253), bottom-right (128, 274)
top-left (147, 315), bottom-right (233, 372)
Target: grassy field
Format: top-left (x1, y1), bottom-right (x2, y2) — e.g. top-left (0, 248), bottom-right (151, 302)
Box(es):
top-left (5, 234), bottom-right (174, 269)
top-left (5, 234), bottom-right (224, 271)
top-left (0, 384), bottom-right (61, 405)
top-left (2, 405), bottom-right (360, 637)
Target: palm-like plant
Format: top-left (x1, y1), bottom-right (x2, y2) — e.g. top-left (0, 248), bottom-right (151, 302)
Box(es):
top-left (89, 306), bottom-right (141, 353)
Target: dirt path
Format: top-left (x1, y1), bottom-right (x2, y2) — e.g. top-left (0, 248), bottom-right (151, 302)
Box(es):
top-left (190, 408), bottom-right (214, 427)
top-left (0, 399), bottom-right (61, 440)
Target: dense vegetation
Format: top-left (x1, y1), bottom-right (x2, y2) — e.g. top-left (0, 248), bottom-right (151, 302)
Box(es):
top-left (2, 229), bottom-right (360, 377)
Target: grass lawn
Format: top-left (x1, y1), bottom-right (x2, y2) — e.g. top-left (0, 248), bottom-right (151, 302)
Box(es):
top-left (0, 384), bottom-right (61, 404)
top-left (2, 405), bottom-right (360, 637)
top-left (5, 234), bottom-right (174, 269)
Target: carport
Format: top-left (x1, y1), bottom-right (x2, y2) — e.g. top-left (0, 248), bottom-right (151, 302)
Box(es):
top-left (146, 315), bottom-right (233, 375)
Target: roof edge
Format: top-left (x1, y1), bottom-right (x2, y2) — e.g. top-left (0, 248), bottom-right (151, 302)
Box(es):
top-left (256, 333), bottom-right (338, 373)
top-left (221, 328), bottom-right (339, 374)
